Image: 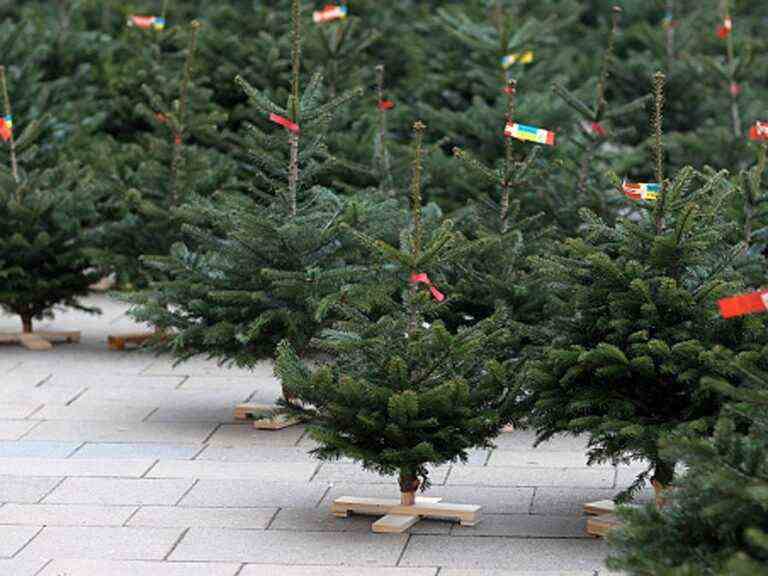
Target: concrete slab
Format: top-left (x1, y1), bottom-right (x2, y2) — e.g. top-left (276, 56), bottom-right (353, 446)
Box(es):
top-left (21, 526), bottom-right (184, 560)
top-left (0, 559), bottom-right (48, 576)
top-left (0, 420), bottom-right (39, 440)
top-left (486, 451), bottom-right (612, 468)
top-left (400, 535), bottom-right (610, 570)
top-left (314, 463), bottom-right (449, 485)
top-left (206, 424), bottom-right (306, 446)
top-left (0, 440), bottom-right (80, 458)
top-left (195, 446), bottom-right (314, 462)
top-left (146, 460), bottom-right (318, 481)
top-left (0, 476), bottom-right (63, 503)
top-left (127, 506), bottom-right (276, 529)
top-left (44, 478), bottom-right (194, 505)
top-left (44, 374), bottom-right (184, 389)
top-left (453, 514), bottom-right (590, 538)
top-left (23, 421), bottom-right (218, 443)
top-left (446, 466), bottom-right (615, 488)
top-left (169, 528), bottom-right (408, 565)
top-left (0, 458), bottom-right (154, 478)
top-left (0, 503), bottom-right (136, 526)
top-left (0, 525), bottom-right (41, 557)
top-left (71, 442), bottom-right (201, 460)
top-left (32, 403), bottom-right (156, 422)
top-left (180, 480), bottom-right (329, 509)
top-left (269, 507), bottom-right (452, 535)
top-left (38, 559), bottom-right (241, 576)
top-left (239, 567), bottom-right (437, 576)
top-left (0, 403), bottom-right (42, 419)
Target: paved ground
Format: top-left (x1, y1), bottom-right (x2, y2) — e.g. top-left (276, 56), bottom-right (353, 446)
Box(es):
top-left (0, 295), bottom-right (644, 575)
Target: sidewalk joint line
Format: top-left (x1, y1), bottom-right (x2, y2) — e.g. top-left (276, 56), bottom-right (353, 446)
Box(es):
top-left (264, 506), bottom-right (281, 530)
top-left (36, 476), bottom-right (67, 504)
top-left (65, 441), bottom-right (87, 459)
top-left (122, 505), bottom-right (143, 527)
top-left (315, 484), bottom-right (332, 508)
top-left (173, 478), bottom-right (199, 506)
top-left (163, 526), bottom-right (190, 560)
top-left (11, 525), bottom-right (44, 559)
top-left (394, 533), bottom-right (412, 566)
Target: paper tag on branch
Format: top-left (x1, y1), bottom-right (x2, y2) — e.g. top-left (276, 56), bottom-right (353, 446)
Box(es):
top-left (718, 290), bottom-right (768, 318)
top-left (581, 121), bottom-right (606, 137)
top-left (313, 4), bottom-right (348, 23)
top-left (127, 15), bottom-right (166, 30)
top-left (378, 99), bottom-right (395, 111)
top-left (269, 113), bottom-right (300, 134)
top-left (662, 12), bottom-right (679, 29)
top-left (505, 122), bottom-right (555, 146)
top-left (410, 273), bottom-right (445, 302)
top-left (730, 82), bottom-right (741, 97)
top-left (501, 51), bottom-right (534, 69)
top-left (623, 180), bottom-right (660, 201)
top-left (717, 16), bottom-right (732, 38)
top-left (0, 115), bottom-right (12, 142)
top-left (749, 121), bottom-right (768, 142)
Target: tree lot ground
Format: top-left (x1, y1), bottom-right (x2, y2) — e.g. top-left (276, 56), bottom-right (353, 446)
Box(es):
top-left (0, 294), bottom-right (650, 575)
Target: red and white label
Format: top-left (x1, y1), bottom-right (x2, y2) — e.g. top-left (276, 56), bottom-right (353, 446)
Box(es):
top-left (718, 289), bottom-right (768, 318)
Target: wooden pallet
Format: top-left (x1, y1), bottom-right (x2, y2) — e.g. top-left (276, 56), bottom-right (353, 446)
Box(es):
top-left (0, 331), bottom-right (80, 351)
top-left (107, 331), bottom-right (156, 351)
top-left (233, 403), bottom-right (300, 430)
top-left (332, 495), bottom-right (481, 534)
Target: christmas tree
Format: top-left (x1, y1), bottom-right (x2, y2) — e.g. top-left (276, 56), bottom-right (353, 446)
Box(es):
top-left (126, 0), bottom-right (363, 367)
top-left (515, 72), bottom-right (768, 500)
top-left (275, 121), bottom-right (514, 507)
top-left (607, 343), bottom-right (768, 575)
top-left (0, 65), bottom-right (102, 346)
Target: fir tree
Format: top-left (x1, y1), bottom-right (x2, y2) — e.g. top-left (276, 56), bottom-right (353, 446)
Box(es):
top-left (0, 66), bottom-right (102, 335)
top-left (126, 0), bottom-right (362, 369)
top-left (607, 344), bottom-right (768, 575)
top-left (515, 72), bottom-right (768, 500)
top-left (276, 121), bottom-right (514, 495)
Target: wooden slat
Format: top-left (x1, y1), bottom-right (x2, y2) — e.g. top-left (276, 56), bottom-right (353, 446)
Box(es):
top-left (19, 334), bottom-right (54, 351)
top-left (107, 332), bottom-right (154, 351)
top-left (234, 404), bottom-right (273, 421)
top-left (586, 514), bottom-right (622, 537)
top-left (372, 514), bottom-right (420, 534)
top-left (35, 331), bottom-right (81, 343)
top-left (583, 500), bottom-right (616, 516)
top-left (389, 501), bottom-right (480, 525)
top-left (331, 496), bottom-right (444, 518)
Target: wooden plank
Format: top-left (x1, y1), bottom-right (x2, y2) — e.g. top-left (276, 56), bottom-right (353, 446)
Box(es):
top-left (389, 501), bottom-right (481, 525)
top-left (583, 500), bottom-right (615, 516)
top-left (252, 413), bottom-right (300, 430)
top-left (0, 334), bottom-right (20, 344)
top-left (35, 331), bottom-right (81, 343)
top-left (107, 332), bottom-right (154, 351)
top-left (331, 496), bottom-right (443, 518)
top-left (233, 403), bottom-right (300, 430)
top-left (234, 404), bottom-right (273, 421)
top-left (372, 514), bottom-right (420, 534)
top-left (586, 513), bottom-right (622, 538)
top-left (19, 334), bottom-right (54, 351)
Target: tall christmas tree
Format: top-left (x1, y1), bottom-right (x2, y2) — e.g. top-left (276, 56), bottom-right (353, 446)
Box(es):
top-left (275, 121), bottom-right (514, 531)
top-left (515, 72), bottom-right (768, 500)
top-left (0, 65), bottom-right (102, 349)
top-left (607, 343), bottom-right (768, 575)
top-left (126, 0), bottom-right (363, 368)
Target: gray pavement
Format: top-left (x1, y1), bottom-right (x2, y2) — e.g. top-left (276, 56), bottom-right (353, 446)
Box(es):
top-left (0, 295), bottom-right (641, 575)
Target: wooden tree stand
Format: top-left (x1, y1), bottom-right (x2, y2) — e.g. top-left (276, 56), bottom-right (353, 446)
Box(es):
top-left (0, 331), bottom-right (80, 351)
top-left (584, 500), bottom-right (622, 537)
top-left (233, 403), bottom-right (300, 430)
top-left (332, 493), bottom-right (481, 534)
top-left (107, 331), bottom-right (155, 351)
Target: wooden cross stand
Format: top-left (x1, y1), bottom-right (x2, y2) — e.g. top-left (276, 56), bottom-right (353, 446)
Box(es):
top-left (0, 331), bottom-right (80, 351)
top-left (584, 499), bottom-right (622, 537)
top-left (233, 403), bottom-right (300, 430)
top-left (332, 493), bottom-right (481, 534)
top-left (107, 332), bottom-right (154, 351)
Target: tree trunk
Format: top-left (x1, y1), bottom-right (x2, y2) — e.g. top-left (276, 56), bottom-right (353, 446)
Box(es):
top-left (651, 461), bottom-right (675, 508)
top-left (399, 471), bottom-right (420, 507)
top-left (21, 314), bottom-right (33, 334)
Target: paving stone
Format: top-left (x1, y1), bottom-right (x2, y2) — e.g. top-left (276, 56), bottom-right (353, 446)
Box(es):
top-left (0, 558), bottom-right (48, 576)
top-left (269, 507), bottom-right (451, 535)
top-left (447, 466), bottom-right (615, 488)
top-left (440, 569), bottom-right (592, 576)
top-left (24, 421), bottom-right (218, 443)
top-left (21, 526), bottom-right (184, 560)
top-left (147, 405), bottom-right (238, 422)
top-left (314, 463), bottom-right (449, 485)
top-left (128, 506), bottom-right (276, 529)
top-left (0, 420), bottom-right (39, 440)
top-left (0, 476), bottom-right (62, 503)
top-left (0, 385), bottom-right (85, 405)
top-left (530, 487), bottom-right (626, 516)
top-left (38, 559), bottom-right (241, 576)
top-left (44, 374), bottom-right (184, 389)
top-left (0, 440), bottom-right (80, 458)
top-left (0, 525), bottom-right (41, 557)
top-left (491, 431), bottom-right (590, 452)
top-left (615, 465), bottom-right (653, 488)
top-left (143, 357), bottom-right (257, 377)
top-left (207, 424), bottom-right (306, 446)
top-left (32, 403), bottom-right (156, 422)
top-left (44, 478), bottom-right (194, 506)
top-left (76, 387), bottom-right (252, 406)
top-left (400, 535), bottom-right (610, 570)
top-left (240, 566), bottom-right (437, 576)
top-left (71, 442), bottom-right (201, 460)
top-left (0, 372), bottom-right (51, 386)
top-left (321, 484), bottom-right (535, 515)
top-left (0, 458), bottom-right (154, 478)
top-left (486, 451), bottom-right (612, 468)
top-left (147, 460), bottom-right (318, 481)
top-left (169, 527), bottom-right (407, 564)
top-left (0, 403), bottom-right (41, 419)
top-left (453, 513), bottom-right (589, 538)
top-left (195, 446), bottom-right (314, 462)
top-left (0, 503), bottom-right (136, 526)
top-left (180, 480), bottom-right (329, 508)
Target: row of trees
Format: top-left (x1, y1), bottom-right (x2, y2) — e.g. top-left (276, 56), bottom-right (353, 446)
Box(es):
top-left (0, 1), bottom-right (766, 573)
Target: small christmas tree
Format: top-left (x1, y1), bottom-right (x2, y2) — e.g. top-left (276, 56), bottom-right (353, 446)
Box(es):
top-left (607, 344), bottom-right (768, 575)
top-left (275, 121), bottom-right (514, 532)
top-left (516, 72), bottom-right (768, 501)
top-left (0, 66), bottom-right (101, 349)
